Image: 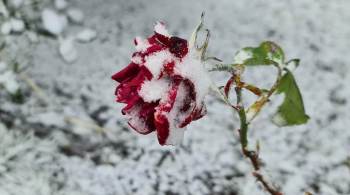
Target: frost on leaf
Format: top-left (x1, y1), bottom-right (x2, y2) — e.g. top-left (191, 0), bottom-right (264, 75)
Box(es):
top-left (233, 41), bottom-right (285, 66)
top-left (272, 70), bottom-right (309, 126)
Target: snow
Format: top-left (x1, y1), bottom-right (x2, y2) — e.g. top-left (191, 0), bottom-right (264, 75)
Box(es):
top-left (0, 0), bottom-right (8, 17)
top-left (1, 19), bottom-right (25, 34)
top-left (1, 0), bottom-right (350, 195)
top-left (233, 49), bottom-right (252, 64)
top-left (59, 37), bottom-right (78, 63)
top-left (1, 21), bottom-right (11, 35)
top-left (154, 22), bottom-right (170, 36)
top-left (8, 0), bottom-right (23, 8)
top-left (144, 49), bottom-right (173, 78)
top-left (127, 105), bottom-right (149, 134)
top-left (139, 79), bottom-right (170, 103)
top-left (76, 29), bottom-right (97, 43)
top-left (26, 31), bottom-right (39, 43)
top-left (164, 127), bottom-right (185, 145)
top-left (162, 82), bottom-right (188, 145)
top-left (0, 62), bottom-right (6, 71)
top-left (54, 0), bottom-right (68, 10)
top-left (10, 18), bottom-right (25, 33)
top-left (271, 112), bottom-right (287, 126)
top-left (0, 71), bottom-right (19, 94)
top-left (67, 8), bottom-right (84, 24)
top-left (131, 55), bottom-right (143, 64)
top-left (174, 50), bottom-right (211, 105)
top-left (134, 36), bottom-right (150, 52)
top-left (41, 9), bottom-right (67, 35)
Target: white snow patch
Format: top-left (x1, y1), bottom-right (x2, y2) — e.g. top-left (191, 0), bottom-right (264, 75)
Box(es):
top-left (67, 8), bottom-right (84, 24)
top-left (134, 37), bottom-right (150, 52)
top-left (144, 50), bottom-right (173, 78)
top-left (162, 83), bottom-right (188, 145)
top-left (139, 79), bottom-right (170, 102)
top-left (0, 71), bottom-right (19, 94)
top-left (29, 112), bottom-right (65, 127)
top-left (76, 28), bottom-right (97, 43)
top-left (26, 31), bottom-right (39, 43)
top-left (127, 105), bottom-right (149, 134)
top-left (10, 18), bottom-right (24, 33)
top-left (154, 22), bottom-right (170, 36)
top-left (0, 62), bottom-right (6, 72)
top-left (1, 21), bottom-right (11, 35)
top-left (272, 113), bottom-right (287, 126)
top-left (285, 60), bottom-right (299, 72)
top-left (8, 0), bottom-right (23, 8)
top-left (59, 37), bottom-right (78, 63)
top-left (131, 55), bottom-right (143, 64)
top-left (54, 0), bottom-right (68, 10)
top-left (0, 0), bottom-right (8, 17)
top-left (41, 9), bottom-right (67, 35)
top-left (234, 50), bottom-right (252, 64)
top-left (165, 127), bottom-right (185, 145)
top-left (174, 50), bottom-right (211, 105)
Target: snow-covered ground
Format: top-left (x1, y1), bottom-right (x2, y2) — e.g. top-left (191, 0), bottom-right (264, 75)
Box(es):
top-left (0, 0), bottom-right (349, 195)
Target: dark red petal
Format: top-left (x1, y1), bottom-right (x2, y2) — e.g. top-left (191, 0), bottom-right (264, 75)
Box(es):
top-left (112, 63), bottom-right (140, 83)
top-left (127, 101), bottom-right (158, 134)
top-left (176, 79), bottom-right (207, 128)
top-left (153, 114), bottom-right (169, 145)
top-left (116, 83), bottom-right (138, 103)
top-left (154, 79), bottom-right (181, 145)
top-left (224, 76), bottom-right (235, 97)
top-left (161, 61), bottom-right (175, 77)
top-left (169, 36), bottom-right (188, 58)
top-left (153, 33), bottom-right (170, 47)
top-left (179, 79), bottom-right (196, 113)
top-left (121, 96), bottom-right (141, 114)
top-left (115, 66), bottom-right (152, 106)
top-left (179, 104), bottom-right (207, 128)
top-left (144, 44), bottom-right (165, 56)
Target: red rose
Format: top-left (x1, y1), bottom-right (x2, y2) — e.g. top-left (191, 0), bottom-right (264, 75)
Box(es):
top-left (112, 22), bottom-right (210, 145)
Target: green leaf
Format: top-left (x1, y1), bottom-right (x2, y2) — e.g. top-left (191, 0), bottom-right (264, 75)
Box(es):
top-left (272, 71), bottom-right (309, 126)
top-left (233, 41), bottom-right (285, 66)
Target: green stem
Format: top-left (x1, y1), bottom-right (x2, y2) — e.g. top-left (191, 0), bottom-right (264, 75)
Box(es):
top-left (234, 85), bottom-right (283, 195)
top-left (238, 108), bottom-right (248, 148)
top-left (235, 87), bottom-right (248, 149)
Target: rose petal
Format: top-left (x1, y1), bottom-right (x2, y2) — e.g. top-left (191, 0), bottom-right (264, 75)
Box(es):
top-left (112, 63), bottom-right (139, 83)
top-left (224, 76), bottom-right (235, 97)
top-left (169, 36), bottom-right (188, 58)
top-left (127, 101), bottom-right (156, 134)
top-left (154, 79), bottom-right (181, 145)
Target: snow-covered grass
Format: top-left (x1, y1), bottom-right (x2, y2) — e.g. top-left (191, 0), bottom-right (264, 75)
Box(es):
top-left (0, 0), bottom-right (349, 195)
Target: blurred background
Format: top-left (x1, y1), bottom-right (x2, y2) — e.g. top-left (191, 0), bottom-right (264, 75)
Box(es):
top-left (0, 0), bottom-right (349, 195)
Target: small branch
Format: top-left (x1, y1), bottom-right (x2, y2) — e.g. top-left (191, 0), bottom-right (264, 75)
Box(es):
top-left (210, 84), bottom-right (239, 111)
top-left (253, 171), bottom-right (283, 195)
top-left (233, 77), bottom-right (283, 195)
top-left (245, 66), bottom-right (283, 123)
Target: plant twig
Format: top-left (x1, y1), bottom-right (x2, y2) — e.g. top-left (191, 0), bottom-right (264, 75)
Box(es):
top-left (245, 66), bottom-right (283, 123)
top-left (234, 75), bottom-right (283, 195)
